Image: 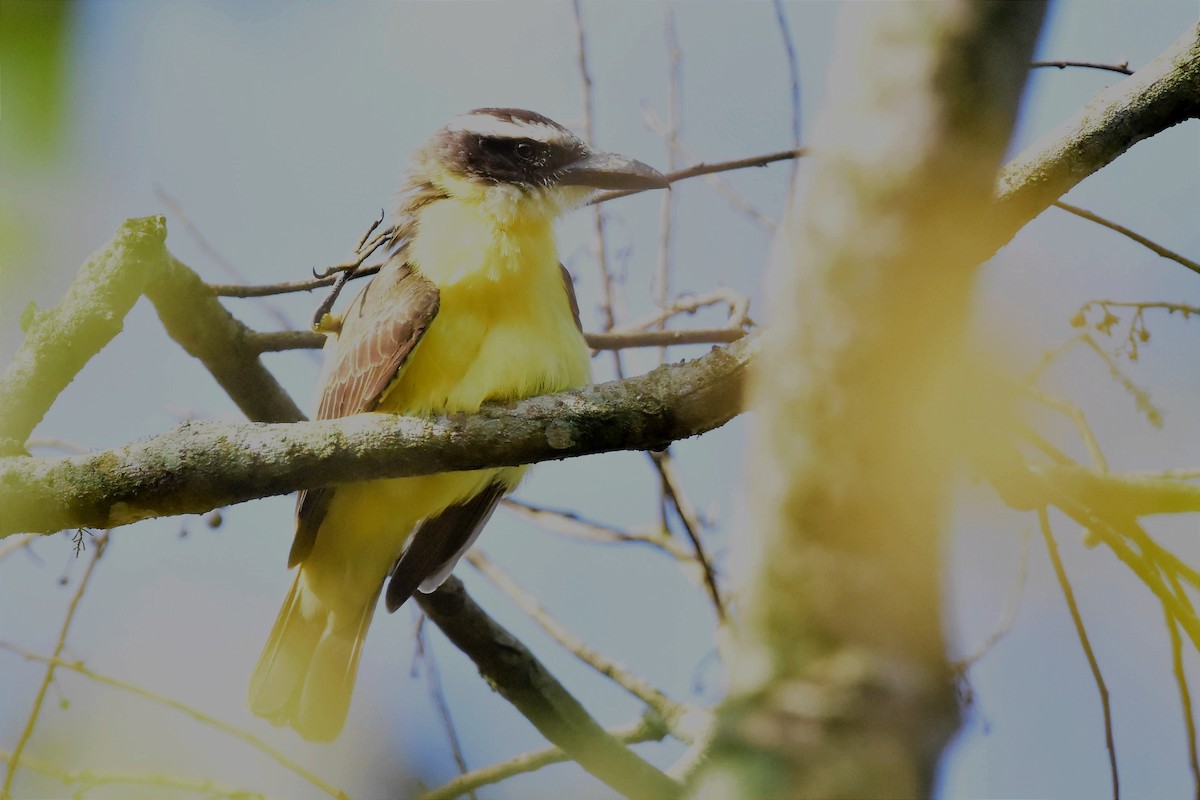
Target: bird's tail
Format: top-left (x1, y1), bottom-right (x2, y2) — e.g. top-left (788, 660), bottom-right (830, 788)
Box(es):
top-left (247, 570), bottom-right (379, 742)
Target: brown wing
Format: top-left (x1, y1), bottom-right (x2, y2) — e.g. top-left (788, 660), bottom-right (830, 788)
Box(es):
top-left (287, 257), bottom-right (440, 567)
top-left (560, 264), bottom-right (583, 334)
top-left (384, 482), bottom-right (505, 612)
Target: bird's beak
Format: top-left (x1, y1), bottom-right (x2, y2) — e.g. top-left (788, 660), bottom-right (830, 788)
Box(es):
top-left (557, 148), bottom-right (670, 191)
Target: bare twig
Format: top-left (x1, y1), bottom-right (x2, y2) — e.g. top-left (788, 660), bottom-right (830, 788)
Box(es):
top-left (571, 0), bottom-right (620, 354)
top-left (652, 451), bottom-right (726, 621)
top-left (417, 577), bottom-right (682, 800)
top-left (465, 550), bottom-right (701, 742)
top-left (614, 287), bottom-right (751, 335)
top-left (656, 5), bottom-right (682, 364)
top-left (772, 0), bottom-right (803, 184)
top-left (587, 327), bottom-right (746, 350)
top-left (414, 624), bottom-right (475, 800)
top-left (0, 641), bottom-right (346, 799)
top-left (1, 532), bottom-right (110, 799)
top-left (1053, 201), bottom-right (1200, 276)
top-left (418, 715), bottom-right (667, 800)
top-left (209, 267), bottom-right (379, 298)
top-left (643, 109), bottom-right (777, 230)
top-left (593, 148), bottom-right (806, 205)
top-left (1038, 507), bottom-right (1119, 800)
top-left (1031, 59), bottom-right (1134, 76)
top-left (1165, 576), bottom-right (1200, 799)
top-left (501, 497), bottom-right (695, 563)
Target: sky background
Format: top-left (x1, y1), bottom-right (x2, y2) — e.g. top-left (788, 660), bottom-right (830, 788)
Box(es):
top-left (2, 1), bottom-right (1199, 798)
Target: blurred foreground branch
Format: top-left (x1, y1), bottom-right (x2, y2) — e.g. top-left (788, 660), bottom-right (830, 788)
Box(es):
top-left (691, 4), bottom-right (1047, 798)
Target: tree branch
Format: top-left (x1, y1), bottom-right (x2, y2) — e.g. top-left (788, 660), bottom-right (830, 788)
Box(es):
top-left (417, 577), bottom-right (682, 800)
top-left (995, 20), bottom-right (1200, 245)
top-left (692, 4), bottom-right (1048, 798)
top-left (0, 218), bottom-right (165, 452)
top-left (0, 335), bottom-right (758, 536)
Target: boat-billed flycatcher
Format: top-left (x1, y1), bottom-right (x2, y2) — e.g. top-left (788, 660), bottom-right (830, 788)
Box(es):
top-left (248, 108), bottom-right (668, 741)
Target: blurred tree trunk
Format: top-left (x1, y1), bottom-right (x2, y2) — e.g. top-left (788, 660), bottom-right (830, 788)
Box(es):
top-left (691, 3), bottom-right (1047, 798)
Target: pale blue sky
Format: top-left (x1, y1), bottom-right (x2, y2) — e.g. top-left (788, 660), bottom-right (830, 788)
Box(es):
top-left (3, 2), bottom-right (1199, 798)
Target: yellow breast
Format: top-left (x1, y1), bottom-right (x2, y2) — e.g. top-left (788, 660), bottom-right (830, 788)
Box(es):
top-left (379, 196), bottom-right (591, 416)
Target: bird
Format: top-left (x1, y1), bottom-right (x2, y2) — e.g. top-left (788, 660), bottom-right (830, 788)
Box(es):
top-left (247, 107), bottom-right (668, 742)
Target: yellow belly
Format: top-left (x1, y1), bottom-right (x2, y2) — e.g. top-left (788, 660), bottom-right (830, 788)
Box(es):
top-left (305, 213), bottom-right (591, 595)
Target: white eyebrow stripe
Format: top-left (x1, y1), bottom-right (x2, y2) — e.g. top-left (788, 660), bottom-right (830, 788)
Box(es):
top-left (444, 114), bottom-right (571, 144)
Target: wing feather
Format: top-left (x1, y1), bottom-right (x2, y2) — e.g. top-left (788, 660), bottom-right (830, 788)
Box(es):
top-left (288, 257), bottom-right (440, 567)
top-left (384, 482), bottom-right (506, 612)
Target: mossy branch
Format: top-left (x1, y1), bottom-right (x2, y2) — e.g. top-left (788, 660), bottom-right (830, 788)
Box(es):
top-left (0, 335), bottom-right (756, 536)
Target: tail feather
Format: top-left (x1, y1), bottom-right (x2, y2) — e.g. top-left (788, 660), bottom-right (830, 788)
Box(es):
top-left (248, 570), bottom-right (379, 742)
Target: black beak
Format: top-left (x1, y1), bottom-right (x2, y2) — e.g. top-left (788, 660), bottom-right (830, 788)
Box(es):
top-left (557, 148), bottom-right (670, 191)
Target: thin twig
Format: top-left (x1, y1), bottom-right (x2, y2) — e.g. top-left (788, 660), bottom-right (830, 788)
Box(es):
top-left (614, 287), bottom-right (751, 335)
top-left (656, 5), bottom-right (682, 366)
top-left (1165, 575), bottom-right (1200, 799)
top-left (652, 451), bottom-right (726, 622)
top-left (1, 532), bottom-right (110, 799)
top-left (587, 327), bottom-right (746, 350)
top-left (643, 108), bottom-right (777, 230)
top-left (772, 0), bottom-right (802, 184)
top-left (418, 716), bottom-right (667, 800)
top-left (415, 623), bottom-right (475, 800)
top-left (1054, 201), bottom-right (1200, 276)
top-left (465, 550), bottom-right (700, 742)
top-left (0, 641), bottom-right (347, 799)
top-left (1031, 59), bottom-right (1134, 75)
top-left (592, 148), bottom-right (805, 205)
top-left (571, 0), bottom-right (620, 360)
top-left (956, 526), bottom-right (1032, 669)
top-left (501, 498), bottom-right (695, 562)
top-left (1038, 507), bottom-right (1119, 800)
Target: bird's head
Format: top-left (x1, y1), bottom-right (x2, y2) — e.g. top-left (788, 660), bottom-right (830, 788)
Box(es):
top-left (405, 108), bottom-right (668, 226)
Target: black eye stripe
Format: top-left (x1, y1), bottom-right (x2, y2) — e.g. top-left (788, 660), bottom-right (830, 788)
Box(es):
top-left (448, 131), bottom-right (586, 186)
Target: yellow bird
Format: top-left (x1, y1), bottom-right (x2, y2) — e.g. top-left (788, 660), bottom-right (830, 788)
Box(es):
top-left (248, 108), bottom-right (668, 741)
